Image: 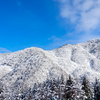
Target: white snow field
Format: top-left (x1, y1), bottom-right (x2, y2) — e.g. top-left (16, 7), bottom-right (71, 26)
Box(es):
top-left (1, 39), bottom-right (100, 87)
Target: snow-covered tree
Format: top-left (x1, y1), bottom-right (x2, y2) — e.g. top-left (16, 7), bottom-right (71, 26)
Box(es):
top-left (94, 78), bottom-right (100, 100)
top-left (82, 76), bottom-right (93, 100)
top-left (0, 74), bottom-right (97, 100)
top-left (65, 75), bottom-right (74, 99)
top-left (0, 81), bottom-right (6, 100)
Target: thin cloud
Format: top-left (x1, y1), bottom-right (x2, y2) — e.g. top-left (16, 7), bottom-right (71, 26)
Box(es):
top-left (58, 0), bottom-right (100, 32)
top-left (47, 35), bottom-right (78, 49)
top-left (47, 33), bottom-right (100, 50)
top-left (0, 47), bottom-right (11, 53)
top-left (47, 0), bottom-right (100, 49)
top-left (75, 33), bottom-right (100, 43)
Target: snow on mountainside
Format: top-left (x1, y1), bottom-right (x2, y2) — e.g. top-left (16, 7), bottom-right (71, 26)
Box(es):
top-left (1, 39), bottom-right (100, 88)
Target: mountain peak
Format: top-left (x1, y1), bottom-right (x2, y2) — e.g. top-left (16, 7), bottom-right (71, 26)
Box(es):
top-left (86, 39), bottom-right (100, 43)
top-left (1, 39), bottom-right (100, 89)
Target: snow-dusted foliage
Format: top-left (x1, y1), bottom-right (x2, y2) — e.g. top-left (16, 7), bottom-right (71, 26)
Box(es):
top-left (94, 79), bottom-right (100, 100)
top-left (0, 75), bottom-right (98, 100)
top-left (0, 39), bottom-right (100, 87)
top-left (0, 39), bottom-right (100, 99)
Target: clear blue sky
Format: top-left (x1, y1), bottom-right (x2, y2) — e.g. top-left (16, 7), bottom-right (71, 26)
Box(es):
top-left (0, 0), bottom-right (100, 53)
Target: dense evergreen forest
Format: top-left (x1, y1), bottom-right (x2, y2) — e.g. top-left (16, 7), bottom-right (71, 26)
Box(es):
top-left (0, 75), bottom-right (100, 100)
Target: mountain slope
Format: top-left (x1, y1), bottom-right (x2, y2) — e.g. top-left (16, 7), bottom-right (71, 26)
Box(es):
top-left (1, 39), bottom-right (100, 88)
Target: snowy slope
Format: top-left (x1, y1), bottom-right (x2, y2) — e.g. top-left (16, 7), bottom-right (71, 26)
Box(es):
top-left (1, 39), bottom-right (100, 88)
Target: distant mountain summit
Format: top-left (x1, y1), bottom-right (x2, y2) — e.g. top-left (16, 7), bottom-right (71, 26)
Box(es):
top-left (1, 39), bottom-right (100, 88)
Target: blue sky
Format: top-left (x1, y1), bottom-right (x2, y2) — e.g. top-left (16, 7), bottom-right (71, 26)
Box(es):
top-left (0, 0), bottom-right (100, 53)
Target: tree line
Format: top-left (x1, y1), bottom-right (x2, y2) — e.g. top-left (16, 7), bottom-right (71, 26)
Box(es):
top-left (0, 75), bottom-right (100, 100)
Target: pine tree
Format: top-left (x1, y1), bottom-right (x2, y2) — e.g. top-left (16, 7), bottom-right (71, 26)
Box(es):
top-left (60, 74), bottom-right (65, 85)
top-left (65, 75), bottom-right (74, 99)
top-left (73, 80), bottom-right (86, 100)
top-left (94, 78), bottom-right (100, 100)
top-left (0, 81), bottom-right (4, 100)
top-left (49, 78), bottom-right (58, 99)
top-left (65, 75), bottom-right (86, 100)
top-left (59, 75), bottom-right (65, 100)
top-left (82, 76), bottom-right (93, 100)
top-left (0, 81), bottom-right (3, 94)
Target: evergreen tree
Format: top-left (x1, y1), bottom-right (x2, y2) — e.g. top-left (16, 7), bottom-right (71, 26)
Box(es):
top-left (73, 80), bottom-right (86, 100)
top-left (65, 75), bottom-right (86, 100)
top-left (65, 75), bottom-right (74, 99)
top-left (82, 76), bottom-right (93, 100)
top-left (0, 75), bottom-right (96, 100)
top-left (94, 78), bottom-right (100, 100)
top-left (0, 81), bottom-right (3, 94)
top-left (60, 74), bottom-right (65, 84)
top-left (0, 81), bottom-right (5, 100)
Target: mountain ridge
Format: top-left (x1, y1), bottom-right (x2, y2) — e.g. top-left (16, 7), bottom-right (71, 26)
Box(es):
top-left (0, 39), bottom-right (100, 88)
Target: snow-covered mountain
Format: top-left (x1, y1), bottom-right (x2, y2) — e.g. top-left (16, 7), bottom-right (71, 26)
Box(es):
top-left (1, 39), bottom-right (100, 88)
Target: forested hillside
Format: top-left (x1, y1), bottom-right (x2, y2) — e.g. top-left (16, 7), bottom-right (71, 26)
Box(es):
top-left (0, 75), bottom-right (100, 100)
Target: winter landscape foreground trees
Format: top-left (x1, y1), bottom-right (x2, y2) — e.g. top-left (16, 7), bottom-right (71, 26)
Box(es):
top-left (0, 75), bottom-right (100, 100)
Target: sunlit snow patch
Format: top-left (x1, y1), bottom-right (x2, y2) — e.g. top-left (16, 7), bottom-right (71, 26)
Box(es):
top-left (0, 65), bottom-right (12, 78)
